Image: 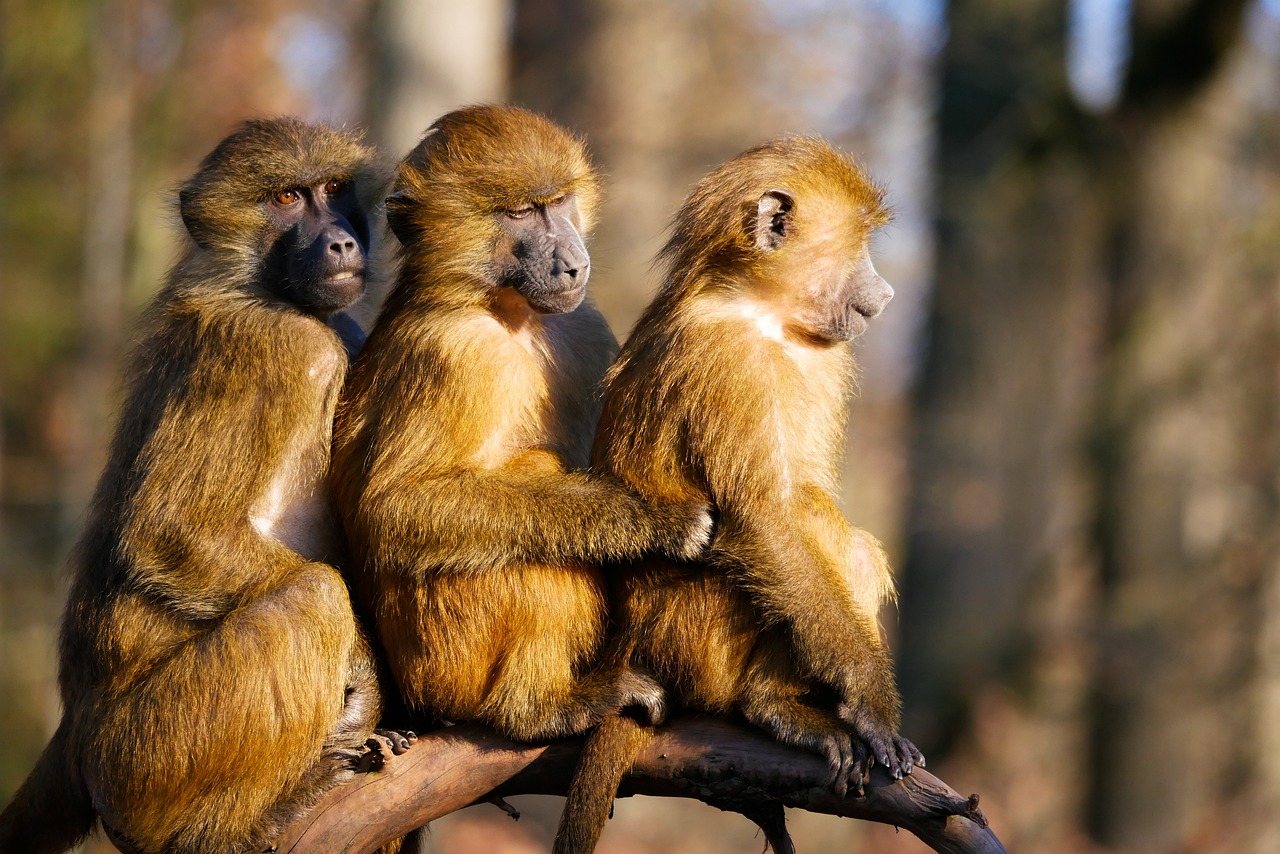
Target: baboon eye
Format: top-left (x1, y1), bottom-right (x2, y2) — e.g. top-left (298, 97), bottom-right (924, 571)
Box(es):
top-left (547, 195), bottom-right (568, 207)
top-left (324, 179), bottom-right (345, 195)
top-left (505, 205), bottom-right (535, 220)
top-left (273, 189), bottom-right (301, 206)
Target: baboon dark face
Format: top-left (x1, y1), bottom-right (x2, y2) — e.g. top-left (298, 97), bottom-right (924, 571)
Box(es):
top-left (261, 179), bottom-right (370, 317)
top-left (177, 118), bottom-right (380, 320)
top-left (494, 194), bottom-right (590, 314)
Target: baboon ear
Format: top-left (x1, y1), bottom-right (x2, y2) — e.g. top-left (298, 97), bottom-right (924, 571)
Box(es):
top-left (383, 189), bottom-right (416, 245)
top-left (754, 189), bottom-right (795, 252)
top-left (178, 188), bottom-right (213, 249)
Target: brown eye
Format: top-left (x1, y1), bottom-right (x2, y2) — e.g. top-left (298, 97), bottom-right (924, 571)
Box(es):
top-left (274, 189), bottom-right (300, 206)
top-left (324, 179), bottom-right (345, 195)
top-left (505, 205), bottom-right (534, 219)
top-left (548, 195), bottom-right (568, 206)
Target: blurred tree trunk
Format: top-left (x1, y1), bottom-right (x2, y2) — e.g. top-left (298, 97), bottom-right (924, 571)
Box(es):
top-left (363, 0), bottom-right (509, 157)
top-left (1088, 52), bottom-right (1280, 854)
top-left (356, 0), bottom-right (509, 325)
top-left (900, 0), bottom-right (1276, 851)
top-left (58, 1), bottom-right (137, 547)
top-left (511, 0), bottom-right (780, 329)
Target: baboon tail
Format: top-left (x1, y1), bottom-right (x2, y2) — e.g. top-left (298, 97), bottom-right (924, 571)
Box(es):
top-left (0, 719), bottom-right (95, 854)
top-left (553, 714), bottom-right (653, 854)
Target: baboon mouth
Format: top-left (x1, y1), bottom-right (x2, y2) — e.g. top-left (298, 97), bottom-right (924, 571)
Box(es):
top-left (523, 282), bottom-right (586, 314)
top-left (328, 271), bottom-right (362, 282)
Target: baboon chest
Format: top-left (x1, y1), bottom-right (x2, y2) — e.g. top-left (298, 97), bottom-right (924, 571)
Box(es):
top-left (248, 348), bottom-right (344, 561)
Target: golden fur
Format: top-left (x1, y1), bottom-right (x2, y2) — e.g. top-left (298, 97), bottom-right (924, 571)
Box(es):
top-left (332, 105), bottom-right (708, 743)
top-left (0, 118), bottom-right (389, 854)
top-left (556, 135), bottom-right (921, 854)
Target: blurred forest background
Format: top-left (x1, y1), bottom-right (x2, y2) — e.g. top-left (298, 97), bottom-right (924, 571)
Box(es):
top-left (2, 0), bottom-right (1278, 851)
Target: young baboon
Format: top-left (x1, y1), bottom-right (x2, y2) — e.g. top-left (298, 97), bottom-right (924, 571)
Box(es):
top-left (555, 135), bottom-right (924, 853)
top-left (0, 118), bottom-right (400, 854)
top-left (330, 104), bottom-right (710, 743)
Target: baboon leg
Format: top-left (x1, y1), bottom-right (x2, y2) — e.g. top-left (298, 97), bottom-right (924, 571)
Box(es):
top-left (481, 644), bottom-right (664, 741)
top-left (87, 561), bottom-right (365, 853)
top-left (738, 644), bottom-right (869, 798)
top-left (741, 689), bottom-right (868, 798)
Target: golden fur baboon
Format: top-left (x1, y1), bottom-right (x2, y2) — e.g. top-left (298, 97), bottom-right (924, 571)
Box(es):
top-left (330, 105), bottom-right (710, 743)
top-left (555, 135), bottom-right (924, 853)
top-left (0, 118), bottom-right (402, 854)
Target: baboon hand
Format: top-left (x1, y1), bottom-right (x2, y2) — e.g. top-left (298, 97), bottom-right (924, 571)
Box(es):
top-left (615, 668), bottom-right (668, 726)
top-left (354, 735), bottom-right (392, 773)
top-left (659, 500), bottom-right (714, 561)
top-left (336, 732), bottom-right (414, 774)
top-left (809, 727), bottom-right (859, 798)
top-left (837, 702), bottom-right (924, 781)
top-left (374, 728), bottom-right (417, 756)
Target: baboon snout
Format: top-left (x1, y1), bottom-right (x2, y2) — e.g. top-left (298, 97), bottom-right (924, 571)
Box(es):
top-left (850, 253), bottom-right (893, 318)
top-left (857, 279), bottom-right (894, 317)
top-left (324, 225), bottom-right (361, 265)
top-left (551, 239), bottom-right (590, 287)
top-left (308, 222), bottom-right (365, 276)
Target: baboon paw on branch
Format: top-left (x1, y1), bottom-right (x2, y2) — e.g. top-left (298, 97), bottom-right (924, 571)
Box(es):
top-left (273, 717), bottom-right (1006, 854)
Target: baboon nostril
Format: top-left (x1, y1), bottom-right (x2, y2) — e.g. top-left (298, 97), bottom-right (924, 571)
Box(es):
top-left (551, 257), bottom-right (581, 280)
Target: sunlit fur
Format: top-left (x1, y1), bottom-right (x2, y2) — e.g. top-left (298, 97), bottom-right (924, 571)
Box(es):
top-left (0, 119), bottom-right (389, 854)
top-left (180, 117), bottom-right (385, 256)
top-left (332, 105), bottom-right (705, 744)
top-left (384, 105), bottom-right (601, 301)
top-left (556, 136), bottom-right (918, 854)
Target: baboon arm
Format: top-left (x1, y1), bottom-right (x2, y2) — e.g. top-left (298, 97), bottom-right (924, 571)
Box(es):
top-left (707, 489), bottom-right (899, 719)
top-left (117, 516), bottom-right (294, 619)
top-left (366, 467), bottom-right (684, 574)
top-left (680, 355), bottom-right (896, 709)
top-left (796, 486), bottom-right (896, 611)
top-left (115, 313), bottom-right (329, 613)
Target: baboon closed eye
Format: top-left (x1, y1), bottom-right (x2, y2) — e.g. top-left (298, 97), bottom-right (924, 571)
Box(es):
top-left (332, 104), bottom-right (709, 759)
top-left (495, 192), bottom-right (590, 314)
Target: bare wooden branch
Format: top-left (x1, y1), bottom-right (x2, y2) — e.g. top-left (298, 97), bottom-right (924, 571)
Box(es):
top-left (274, 717), bottom-right (1006, 854)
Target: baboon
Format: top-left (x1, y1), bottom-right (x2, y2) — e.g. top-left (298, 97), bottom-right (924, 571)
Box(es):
top-left (330, 104), bottom-right (710, 744)
top-left (0, 118), bottom-right (402, 854)
top-left (555, 135), bottom-right (924, 853)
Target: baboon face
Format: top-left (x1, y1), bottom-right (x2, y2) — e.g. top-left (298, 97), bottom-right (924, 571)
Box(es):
top-left (177, 118), bottom-right (379, 319)
top-left (493, 193), bottom-right (590, 314)
top-left (383, 105), bottom-right (601, 316)
top-left (754, 188), bottom-right (893, 342)
top-left (259, 177), bottom-right (370, 317)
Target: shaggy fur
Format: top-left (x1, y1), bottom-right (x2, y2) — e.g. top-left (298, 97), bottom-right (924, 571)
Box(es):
top-left (0, 118), bottom-right (388, 854)
top-left (331, 105), bottom-right (707, 743)
top-left (555, 135), bottom-right (922, 854)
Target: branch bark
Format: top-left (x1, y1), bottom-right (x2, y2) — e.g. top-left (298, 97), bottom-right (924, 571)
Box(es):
top-left (274, 717), bottom-right (1006, 854)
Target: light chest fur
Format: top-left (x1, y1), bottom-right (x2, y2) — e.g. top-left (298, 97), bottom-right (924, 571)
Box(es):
top-left (248, 343), bottom-right (345, 561)
top-left (464, 303), bottom-right (604, 471)
top-left (691, 293), bottom-right (852, 491)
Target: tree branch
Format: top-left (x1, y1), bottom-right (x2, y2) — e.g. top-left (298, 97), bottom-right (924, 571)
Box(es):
top-left (274, 717), bottom-right (1006, 854)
